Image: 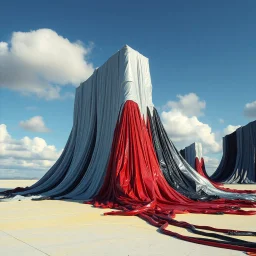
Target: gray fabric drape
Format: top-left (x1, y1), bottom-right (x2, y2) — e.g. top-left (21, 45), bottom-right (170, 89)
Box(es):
top-left (14, 45), bottom-right (153, 200)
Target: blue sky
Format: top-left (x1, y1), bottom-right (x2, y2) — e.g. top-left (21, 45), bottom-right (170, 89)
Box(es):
top-left (0, 0), bottom-right (256, 178)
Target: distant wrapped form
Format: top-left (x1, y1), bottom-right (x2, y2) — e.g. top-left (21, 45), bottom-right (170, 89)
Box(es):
top-left (179, 142), bottom-right (210, 180)
top-left (223, 122), bottom-right (256, 183)
top-left (182, 121), bottom-right (256, 184)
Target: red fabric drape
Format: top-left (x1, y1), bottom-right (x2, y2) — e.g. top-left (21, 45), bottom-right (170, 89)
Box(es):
top-left (87, 100), bottom-right (256, 253)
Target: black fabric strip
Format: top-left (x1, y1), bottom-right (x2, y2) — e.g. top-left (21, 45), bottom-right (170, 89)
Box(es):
top-left (147, 107), bottom-right (218, 201)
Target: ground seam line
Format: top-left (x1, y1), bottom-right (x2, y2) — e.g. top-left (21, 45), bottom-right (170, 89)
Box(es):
top-left (0, 229), bottom-right (51, 256)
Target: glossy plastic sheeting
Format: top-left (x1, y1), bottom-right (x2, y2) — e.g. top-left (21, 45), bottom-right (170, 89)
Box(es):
top-left (149, 108), bottom-right (256, 201)
top-left (204, 120), bottom-right (255, 184)
top-left (181, 142), bottom-right (256, 194)
top-left (183, 142), bottom-right (203, 169)
top-left (7, 45), bottom-right (153, 200)
top-left (211, 131), bottom-right (238, 182)
top-left (195, 157), bottom-right (256, 194)
top-left (148, 109), bottom-right (218, 201)
top-left (89, 101), bottom-right (256, 253)
top-left (180, 142), bottom-right (214, 180)
top-left (225, 121), bottom-right (256, 184)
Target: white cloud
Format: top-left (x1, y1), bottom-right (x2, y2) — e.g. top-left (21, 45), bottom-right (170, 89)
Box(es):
top-left (219, 118), bottom-right (224, 124)
top-left (161, 93), bottom-right (221, 154)
top-left (164, 93), bottom-right (206, 117)
top-left (19, 116), bottom-right (50, 133)
top-left (203, 156), bottom-right (220, 176)
top-left (0, 42), bottom-right (8, 55)
top-left (244, 100), bottom-right (256, 119)
top-left (0, 124), bottom-right (62, 178)
top-left (0, 29), bottom-right (94, 100)
top-left (223, 124), bottom-right (241, 135)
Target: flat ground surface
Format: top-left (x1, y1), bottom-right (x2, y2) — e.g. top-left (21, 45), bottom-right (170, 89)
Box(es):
top-left (0, 180), bottom-right (256, 256)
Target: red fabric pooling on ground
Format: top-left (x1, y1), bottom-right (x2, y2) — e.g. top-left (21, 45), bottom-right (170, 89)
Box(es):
top-left (87, 100), bottom-right (256, 253)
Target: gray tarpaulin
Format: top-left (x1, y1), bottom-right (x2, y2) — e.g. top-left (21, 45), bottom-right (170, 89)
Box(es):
top-left (15, 45), bottom-right (153, 200)
top-left (3, 46), bottom-right (255, 202)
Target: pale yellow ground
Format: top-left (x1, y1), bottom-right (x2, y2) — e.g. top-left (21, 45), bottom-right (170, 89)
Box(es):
top-left (0, 180), bottom-right (256, 256)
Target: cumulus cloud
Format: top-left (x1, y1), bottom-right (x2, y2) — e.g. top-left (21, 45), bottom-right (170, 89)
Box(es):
top-left (203, 156), bottom-right (220, 175)
top-left (223, 124), bottom-right (241, 136)
top-left (0, 29), bottom-right (94, 100)
top-left (244, 100), bottom-right (256, 119)
top-left (219, 118), bottom-right (224, 124)
top-left (0, 124), bottom-right (62, 178)
top-left (161, 93), bottom-right (221, 154)
top-left (19, 116), bottom-right (50, 133)
top-left (164, 93), bottom-right (206, 117)
top-left (0, 42), bottom-right (8, 55)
